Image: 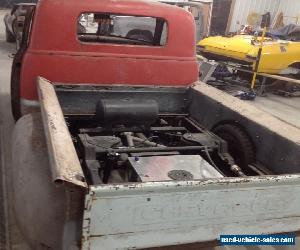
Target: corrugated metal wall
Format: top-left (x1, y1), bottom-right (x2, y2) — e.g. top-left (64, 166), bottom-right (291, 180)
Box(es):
top-left (229, 0), bottom-right (280, 32)
top-left (278, 0), bottom-right (300, 25)
top-left (228, 0), bottom-right (300, 32)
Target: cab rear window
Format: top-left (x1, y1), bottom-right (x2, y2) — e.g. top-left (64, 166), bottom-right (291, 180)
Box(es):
top-left (77, 13), bottom-right (168, 46)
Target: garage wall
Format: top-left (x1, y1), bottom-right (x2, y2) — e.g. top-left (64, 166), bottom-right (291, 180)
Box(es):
top-left (278, 0), bottom-right (300, 25)
top-left (228, 0), bottom-right (300, 33)
top-left (228, 0), bottom-right (280, 32)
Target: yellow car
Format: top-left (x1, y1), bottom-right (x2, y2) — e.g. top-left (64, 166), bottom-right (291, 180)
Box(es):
top-left (197, 35), bottom-right (300, 75)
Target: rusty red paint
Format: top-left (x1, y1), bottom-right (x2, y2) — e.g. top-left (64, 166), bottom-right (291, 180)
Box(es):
top-left (20, 0), bottom-right (198, 101)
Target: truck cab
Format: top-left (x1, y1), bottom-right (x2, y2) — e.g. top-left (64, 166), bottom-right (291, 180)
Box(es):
top-left (11, 0), bottom-right (199, 120)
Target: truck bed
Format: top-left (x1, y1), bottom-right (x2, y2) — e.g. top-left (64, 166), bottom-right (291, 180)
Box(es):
top-left (24, 78), bottom-right (300, 249)
top-left (7, 72), bottom-right (300, 249)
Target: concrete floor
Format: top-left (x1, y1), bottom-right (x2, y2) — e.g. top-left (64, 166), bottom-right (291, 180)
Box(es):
top-left (253, 94), bottom-right (300, 129)
top-left (0, 8), bottom-right (299, 250)
top-left (0, 9), bottom-right (31, 250)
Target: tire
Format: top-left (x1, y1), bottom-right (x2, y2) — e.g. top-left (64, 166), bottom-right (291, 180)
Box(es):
top-left (11, 64), bottom-right (21, 121)
top-left (213, 124), bottom-right (255, 171)
top-left (6, 26), bottom-right (16, 43)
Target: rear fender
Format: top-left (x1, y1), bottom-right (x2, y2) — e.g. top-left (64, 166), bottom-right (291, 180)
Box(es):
top-left (12, 113), bottom-right (84, 250)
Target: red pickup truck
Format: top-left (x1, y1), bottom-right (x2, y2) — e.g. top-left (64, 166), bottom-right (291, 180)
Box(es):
top-left (10, 0), bottom-right (300, 249)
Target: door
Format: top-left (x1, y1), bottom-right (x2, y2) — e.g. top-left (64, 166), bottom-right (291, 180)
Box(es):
top-left (210, 0), bottom-right (232, 35)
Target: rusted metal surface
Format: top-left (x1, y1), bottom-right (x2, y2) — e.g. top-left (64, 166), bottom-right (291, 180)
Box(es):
top-left (37, 77), bottom-right (87, 189)
top-left (82, 175), bottom-right (300, 249)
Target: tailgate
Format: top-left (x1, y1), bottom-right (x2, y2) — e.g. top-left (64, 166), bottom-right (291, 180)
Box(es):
top-left (82, 175), bottom-right (300, 250)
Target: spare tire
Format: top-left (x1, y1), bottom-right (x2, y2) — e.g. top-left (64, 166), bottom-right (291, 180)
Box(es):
top-left (213, 124), bottom-right (255, 171)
